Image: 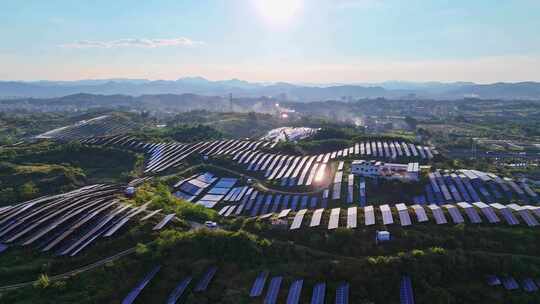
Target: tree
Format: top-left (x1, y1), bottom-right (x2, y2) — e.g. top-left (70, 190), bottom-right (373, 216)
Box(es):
top-left (404, 116), bottom-right (418, 130)
top-left (34, 274), bottom-right (50, 289)
top-left (19, 181), bottom-right (38, 200)
top-left (0, 187), bottom-right (16, 204)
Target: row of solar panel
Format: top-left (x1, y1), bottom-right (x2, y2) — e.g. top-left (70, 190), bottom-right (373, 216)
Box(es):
top-left (249, 271), bottom-right (350, 304)
top-left (240, 203), bottom-right (540, 230)
top-left (217, 191), bottom-right (327, 219)
top-left (424, 170), bottom-right (538, 205)
top-left (82, 135), bottom-right (275, 173)
top-left (37, 115), bottom-right (137, 141)
top-left (0, 184), bottom-right (170, 257)
top-left (122, 266), bottom-right (218, 304)
top-left (487, 275), bottom-right (540, 292)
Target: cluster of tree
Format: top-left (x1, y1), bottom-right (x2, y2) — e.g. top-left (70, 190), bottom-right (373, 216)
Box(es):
top-left (127, 182), bottom-right (218, 223)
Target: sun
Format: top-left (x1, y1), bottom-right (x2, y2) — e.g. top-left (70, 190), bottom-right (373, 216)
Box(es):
top-left (253, 0), bottom-right (303, 26)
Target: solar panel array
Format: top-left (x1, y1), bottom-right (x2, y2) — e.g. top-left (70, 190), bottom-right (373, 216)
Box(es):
top-left (36, 115), bottom-right (138, 141)
top-left (286, 279), bottom-right (303, 304)
top-left (396, 203), bottom-right (412, 226)
top-left (250, 271), bottom-right (269, 297)
top-left (311, 282), bottom-right (326, 304)
top-left (82, 135), bottom-right (273, 173)
top-left (0, 184), bottom-right (159, 256)
top-left (230, 140), bottom-right (435, 187)
top-left (400, 276), bottom-right (415, 304)
top-left (423, 169), bottom-right (538, 205)
top-left (335, 282), bottom-right (350, 304)
top-left (166, 277), bottom-right (192, 304)
top-left (122, 265), bottom-right (161, 304)
top-left (194, 266), bottom-right (218, 292)
top-left (264, 276), bottom-right (283, 304)
top-left (328, 208), bottom-right (341, 230)
top-left (380, 204), bottom-right (394, 225)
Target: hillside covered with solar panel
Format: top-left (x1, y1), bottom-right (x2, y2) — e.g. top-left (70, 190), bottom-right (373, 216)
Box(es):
top-left (1, 104), bottom-right (540, 304)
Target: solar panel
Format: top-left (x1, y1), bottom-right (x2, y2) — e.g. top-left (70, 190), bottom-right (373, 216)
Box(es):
top-left (347, 207), bottom-right (357, 228)
top-left (486, 275), bottom-right (501, 286)
top-left (310, 208), bottom-right (324, 227)
top-left (290, 209), bottom-right (307, 230)
top-left (457, 202), bottom-right (482, 223)
top-left (335, 282), bottom-right (349, 304)
top-left (364, 206), bottom-right (375, 226)
top-left (277, 209), bottom-right (292, 219)
top-left (328, 208), bottom-right (340, 229)
top-left (194, 266), bottom-right (218, 292)
top-left (442, 205), bottom-right (464, 224)
top-left (290, 195), bottom-right (300, 211)
top-left (311, 282), bottom-right (326, 304)
top-left (261, 194), bottom-right (274, 215)
top-left (400, 276), bottom-right (415, 304)
top-left (501, 277), bottom-right (519, 290)
top-left (271, 195), bottom-right (282, 213)
top-left (300, 196), bottom-right (309, 209)
top-left (347, 174), bottom-right (354, 204)
top-left (472, 202), bottom-right (499, 223)
top-left (218, 205), bottom-right (230, 216)
top-left (122, 266), bottom-right (161, 304)
top-left (286, 280), bottom-right (303, 304)
top-left (153, 213), bottom-right (175, 230)
top-left (522, 278), bottom-right (538, 293)
top-left (380, 204), bottom-right (394, 225)
top-left (224, 205), bottom-right (236, 217)
top-left (508, 204), bottom-right (539, 227)
top-left (411, 205), bottom-right (428, 222)
top-left (250, 271), bottom-right (269, 297)
top-left (251, 195), bottom-right (265, 216)
top-left (427, 204), bottom-right (447, 224)
top-left (264, 276), bottom-right (283, 304)
top-left (396, 203), bottom-right (412, 226)
top-left (166, 277), bottom-right (192, 304)
top-left (281, 195), bottom-right (290, 210)
top-left (490, 203), bottom-right (519, 225)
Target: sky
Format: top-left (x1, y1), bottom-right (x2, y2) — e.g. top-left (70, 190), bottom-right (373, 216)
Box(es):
top-left (1, 0), bottom-right (540, 83)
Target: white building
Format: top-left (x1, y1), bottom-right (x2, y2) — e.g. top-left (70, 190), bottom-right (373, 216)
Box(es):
top-left (351, 160), bottom-right (419, 181)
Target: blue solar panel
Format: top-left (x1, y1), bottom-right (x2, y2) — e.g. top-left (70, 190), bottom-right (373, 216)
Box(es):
top-left (272, 194), bottom-right (282, 212)
top-left (310, 282), bottom-right (326, 304)
top-left (310, 197), bottom-right (318, 209)
top-left (487, 275), bottom-right (501, 286)
top-left (425, 185), bottom-right (436, 204)
top-left (251, 195), bottom-right (265, 216)
top-left (264, 276), bottom-right (283, 304)
top-left (166, 277), bottom-right (192, 304)
top-left (122, 265), bottom-right (161, 304)
top-left (290, 195), bottom-right (300, 211)
top-left (0, 243), bottom-right (8, 253)
top-left (194, 266), bottom-right (217, 292)
top-left (522, 278), bottom-right (538, 293)
top-left (286, 280), bottom-right (303, 304)
top-left (281, 195), bottom-right (290, 210)
top-left (335, 282), bottom-right (349, 304)
top-left (400, 276), bottom-right (415, 304)
top-left (250, 271), bottom-right (269, 297)
top-left (501, 277), bottom-right (519, 290)
top-left (300, 196), bottom-right (309, 209)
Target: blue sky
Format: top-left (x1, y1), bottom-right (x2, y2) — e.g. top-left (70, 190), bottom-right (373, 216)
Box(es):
top-left (1, 0), bottom-right (539, 83)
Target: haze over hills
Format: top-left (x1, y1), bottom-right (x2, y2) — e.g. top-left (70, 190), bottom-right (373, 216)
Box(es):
top-left (1, 78), bottom-right (540, 101)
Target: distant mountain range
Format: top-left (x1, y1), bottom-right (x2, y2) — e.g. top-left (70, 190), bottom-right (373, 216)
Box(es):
top-left (1, 77), bottom-right (540, 101)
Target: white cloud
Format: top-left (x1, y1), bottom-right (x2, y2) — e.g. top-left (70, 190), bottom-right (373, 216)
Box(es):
top-left (61, 37), bottom-right (203, 49)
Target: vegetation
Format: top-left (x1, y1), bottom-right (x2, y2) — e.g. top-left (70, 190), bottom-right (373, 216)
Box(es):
top-left (125, 182), bottom-right (218, 223)
top-left (0, 142), bottom-right (142, 205)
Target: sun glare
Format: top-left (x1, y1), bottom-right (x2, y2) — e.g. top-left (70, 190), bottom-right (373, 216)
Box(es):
top-left (254, 0), bottom-right (303, 26)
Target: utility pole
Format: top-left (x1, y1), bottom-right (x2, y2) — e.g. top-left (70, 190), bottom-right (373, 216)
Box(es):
top-left (229, 93), bottom-right (233, 112)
